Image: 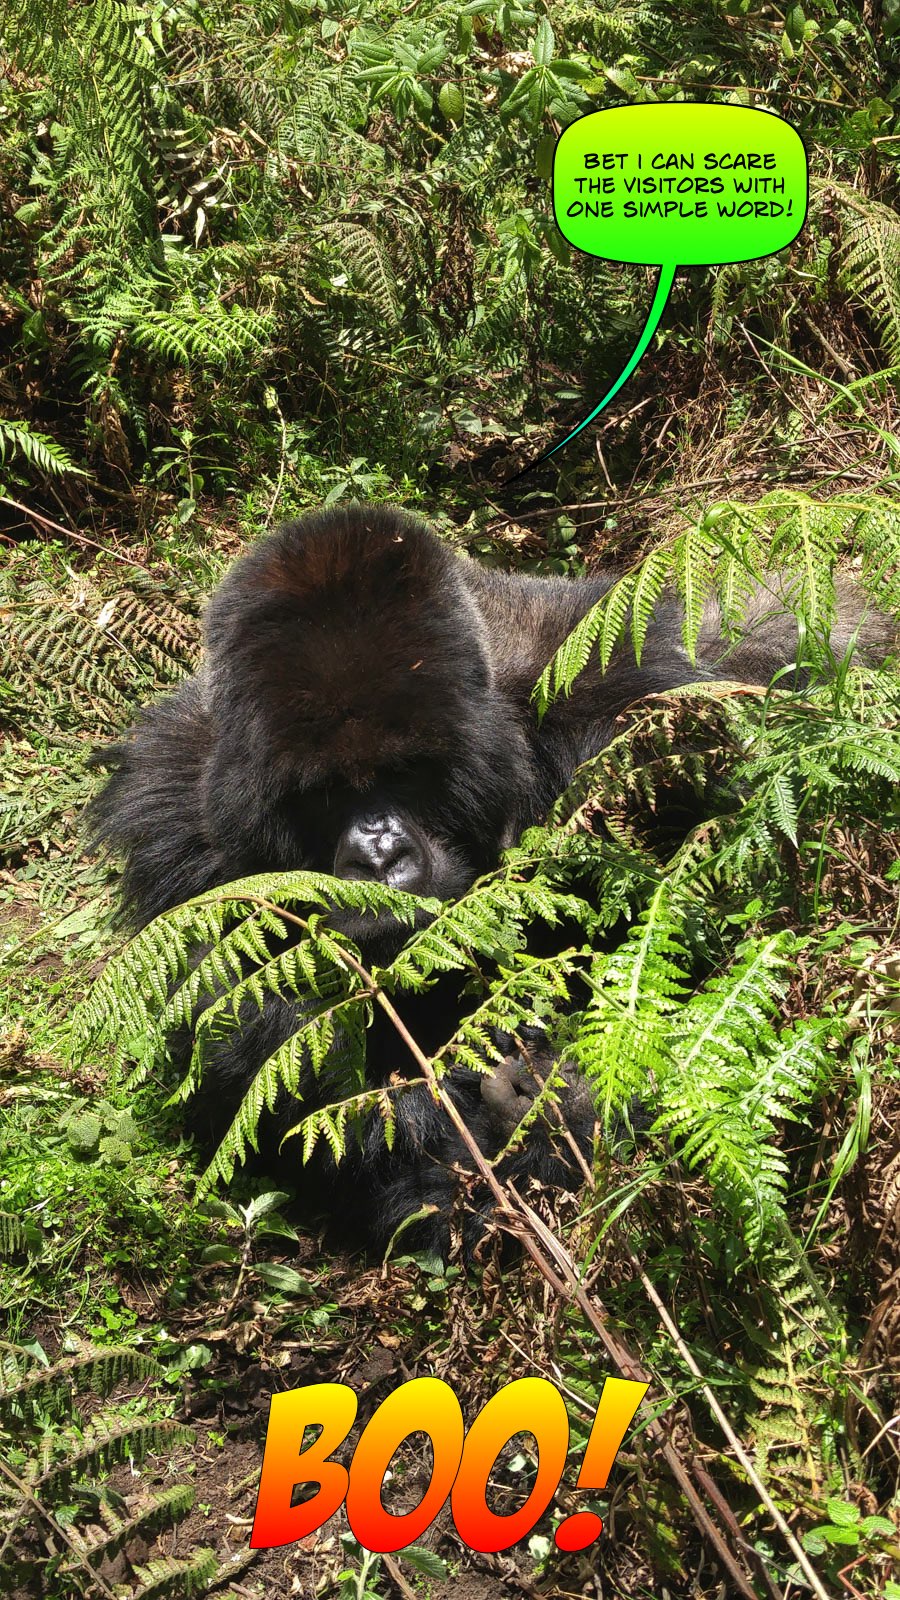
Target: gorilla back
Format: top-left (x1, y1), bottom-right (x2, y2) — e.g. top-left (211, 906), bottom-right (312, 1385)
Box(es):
top-left (90, 504), bottom-right (891, 1253)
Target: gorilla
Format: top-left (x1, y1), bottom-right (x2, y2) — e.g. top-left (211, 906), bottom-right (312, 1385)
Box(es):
top-left (90, 504), bottom-right (891, 1255)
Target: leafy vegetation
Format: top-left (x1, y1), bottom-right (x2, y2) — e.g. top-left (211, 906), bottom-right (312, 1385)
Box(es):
top-left (0, 1344), bottom-right (215, 1600)
top-left (1, 0), bottom-right (898, 511)
top-left (2, 1), bottom-right (900, 1598)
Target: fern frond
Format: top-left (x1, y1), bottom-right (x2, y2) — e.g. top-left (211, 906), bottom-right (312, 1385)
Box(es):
top-left (832, 183), bottom-right (900, 363)
top-left (0, 1211), bottom-right (39, 1258)
top-left (674, 524), bottom-right (718, 662)
top-left (0, 1347), bottom-right (163, 1409)
top-left (131, 1547), bottom-right (219, 1599)
top-left (573, 883), bottom-right (689, 1124)
top-left (59, 1484), bottom-right (195, 1580)
top-left (630, 545), bottom-right (671, 662)
top-left (536, 491), bottom-right (900, 708)
top-left (321, 222), bottom-right (402, 324)
top-left (534, 571), bottom-right (637, 715)
top-left (34, 1416), bottom-right (193, 1495)
top-left (658, 944), bottom-right (831, 1251)
top-left (0, 419), bottom-right (86, 480)
top-left (129, 302), bottom-right (274, 369)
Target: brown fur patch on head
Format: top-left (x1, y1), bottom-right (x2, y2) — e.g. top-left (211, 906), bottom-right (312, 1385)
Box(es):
top-left (204, 505), bottom-right (491, 784)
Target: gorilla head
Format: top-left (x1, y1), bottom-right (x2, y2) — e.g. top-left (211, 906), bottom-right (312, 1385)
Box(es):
top-left (198, 508), bottom-right (533, 926)
top-left (90, 505), bottom-right (543, 942)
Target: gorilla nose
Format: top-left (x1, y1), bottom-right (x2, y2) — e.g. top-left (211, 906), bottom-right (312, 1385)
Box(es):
top-left (334, 814), bottom-right (427, 891)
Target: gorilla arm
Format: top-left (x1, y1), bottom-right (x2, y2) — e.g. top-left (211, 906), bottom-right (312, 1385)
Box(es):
top-left (460, 560), bottom-right (895, 825)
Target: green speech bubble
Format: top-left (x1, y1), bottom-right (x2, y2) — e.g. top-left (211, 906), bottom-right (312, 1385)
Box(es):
top-left (524, 103), bottom-right (807, 471)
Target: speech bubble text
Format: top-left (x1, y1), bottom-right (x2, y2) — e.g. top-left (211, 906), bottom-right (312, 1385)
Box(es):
top-left (512, 104), bottom-right (808, 476)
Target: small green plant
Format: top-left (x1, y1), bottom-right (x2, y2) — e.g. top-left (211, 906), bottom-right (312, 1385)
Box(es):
top-left (197, 1190), bottom-right (314, 1305)
top-left (64, 1100), bottom-right (138, 1165)
top-left (802, 1496), bottom-right (897, 1555)
top-left (335, 1533), bottom-right (447, 1600)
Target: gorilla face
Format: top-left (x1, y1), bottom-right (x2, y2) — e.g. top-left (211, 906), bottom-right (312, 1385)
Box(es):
top-left (241, 768), bottom-right (485, 957)
top-left (275, 781), bottom-right (482, 959)
top-left (196, 506), bottom-right (534, 948)
top-left (259, 761), bottom-right (497, 899)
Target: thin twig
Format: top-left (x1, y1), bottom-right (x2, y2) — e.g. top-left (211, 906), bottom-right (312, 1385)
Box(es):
top-left (630, 1248), bottom-right (832, 1600)
top-left (263, 395), bottom-right (289, 528)
top-left (0, 495), bottom-right (153, 571)
top-left (0, 1454), bottom-right (118, 1599)
top-left (800, 313), bottom-right (858, 383)
top-left (382, 1550), bottom-right (420, 1600)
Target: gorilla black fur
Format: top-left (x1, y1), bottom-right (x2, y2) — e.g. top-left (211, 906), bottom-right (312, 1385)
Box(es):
top-left (90, 505), bottom-right (891, 1253)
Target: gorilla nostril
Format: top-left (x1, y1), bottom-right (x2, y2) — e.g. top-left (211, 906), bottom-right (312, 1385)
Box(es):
top-left (383, 846), bottom-right (426, 890)
top-left (340, 857), bottom-right (378, 881)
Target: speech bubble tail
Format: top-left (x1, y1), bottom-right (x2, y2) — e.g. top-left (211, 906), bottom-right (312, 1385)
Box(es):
top-left (502, 261), bottom-right (677, 485)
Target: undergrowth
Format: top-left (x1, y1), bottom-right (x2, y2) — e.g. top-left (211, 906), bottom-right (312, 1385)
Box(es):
top-left (70, 491), bottom-right (900, 1594)
top-left (1, 0), bottom-right (899, 511)
top-left (2, 0), bottom-right (900, 1596)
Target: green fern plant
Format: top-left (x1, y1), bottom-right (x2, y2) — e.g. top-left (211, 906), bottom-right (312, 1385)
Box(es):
top-left (124, 299), bottom-right (274, 371)
top-left (0, 1343), bottom-right (210, 1598)
top-left (536, 491), bottom-right (900, 716)
top-left (11, 0), bottom-right (157, 287)
top-left (0, 419), bottom-right (86, 484)
top-left (0, 1210), bottom-right (41, 1257)
top-left (825, 179), bottom-right (900, 365)
top-left (742, 1232), bottom-right (843, 1491)
top-left (319, 222), bottom-right (403, 326)
top-left (0, 551), bottom-right (200, 734)
top-left (0, 1340), bottom-right (258, 1597)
